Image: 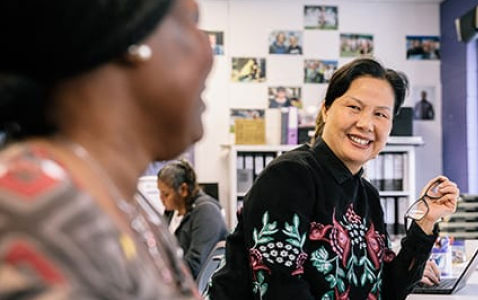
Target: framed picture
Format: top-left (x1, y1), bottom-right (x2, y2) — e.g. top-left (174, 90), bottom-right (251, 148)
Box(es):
top-left (268, 86), bottom-right (302, 108)
top-left (304, 59), bottom-right (338, 83)
top-left (304, 5), bottom-right (338, 30)
top-left (406, 36), bottom-right (440, 60)
top-left (340, 33), bottom-right (374, 57)
top-left (411, 86), bottom-right (435, 120)
top-left (204, 30), bottom-right (224, 55)
top-left (231, 57), bottom-right (266, 82)
top-left (268, 31), bottom-right (303, 55)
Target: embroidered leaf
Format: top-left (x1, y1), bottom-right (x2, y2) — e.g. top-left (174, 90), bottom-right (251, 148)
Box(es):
top-left (293, 214), bottom-right (299, 228)
top-left (260, 283), bottom-right (268, 297)
top-left (257, 271), bottom-right (265, 283)
top-left (358, 256), bottom-right (366, 266)
top-left (351, 271), bottom-right (358, 286)
top-left (300, 234), bottom-right (306, 247)
top-left (336, 278), bottom-right (346, 293)
top-left (286, 238), bottom-right (301, 248)
top-left (262, 212), bottom-right (270, 226)
top-left (318, 247), bottom-right (329, 261)
top-left (253, 229), bottom-right (258, 243)
top-left (361, 272), bottom-right (367, 286)
top-left (321, 291), bottom-right (334, 300)
top-left (311, 248), bottom-right (334, 274)
top-left (257, 237), bottom-right (274, 245)
top-left (325, 274), bottom-right (336, 288)
top-left (337, 267), bottom-right (345, 278)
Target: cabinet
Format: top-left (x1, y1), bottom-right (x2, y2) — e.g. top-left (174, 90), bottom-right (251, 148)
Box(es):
top-left (224, 136), bottom-right (423, 229)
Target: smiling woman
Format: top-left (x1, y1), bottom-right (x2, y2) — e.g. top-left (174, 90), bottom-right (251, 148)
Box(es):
top-left (206, 58), bottom-right (459, 300)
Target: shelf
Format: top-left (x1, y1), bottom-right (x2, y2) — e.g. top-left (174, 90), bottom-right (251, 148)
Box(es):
top-left (379, 191), bottom-right (411, 197)
top-left (387, 136), bottom-right (424, 145)
top-left (222, 144), bottom-right (298, 152)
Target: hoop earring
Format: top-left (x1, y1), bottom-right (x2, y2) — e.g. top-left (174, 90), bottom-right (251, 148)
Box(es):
top-left (127, 44), bottom-right (152, 63)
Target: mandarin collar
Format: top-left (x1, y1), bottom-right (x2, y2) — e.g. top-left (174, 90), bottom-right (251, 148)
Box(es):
top-left (311, 137), bottom-right (364, 184)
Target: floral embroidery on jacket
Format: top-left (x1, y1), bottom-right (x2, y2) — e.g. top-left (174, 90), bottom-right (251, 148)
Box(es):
top-left (309, 204), bottom-right (393, 299)
top-left (249, 212), bottom-right (308, 298)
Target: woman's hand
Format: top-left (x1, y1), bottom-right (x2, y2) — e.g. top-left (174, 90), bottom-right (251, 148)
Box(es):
top-left (416, 176), bottom-right (459, 235)
top-left (421, 259), bottom-right (441, 286)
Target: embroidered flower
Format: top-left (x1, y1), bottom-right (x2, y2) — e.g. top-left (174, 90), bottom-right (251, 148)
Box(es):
top-left (365, 222), bottom-right (386, 269)
top-left (249, 248), bottom-right (271, 276)
top-left (330, 211), bottom-right (351, 267)
top-left (291, 252), bottom-right (308, 276)
top-left (309, 222), bottom-right (332, 241)
top-left (345, 204), bottom-right (362, 224)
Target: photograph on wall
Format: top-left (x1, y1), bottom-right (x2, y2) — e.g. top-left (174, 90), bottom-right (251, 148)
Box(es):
top-left (268, 31), bottom-right (303, 55)
top-left (406, 36), bottom-right (440, 60)
top-left (304, 5), bottom-right (338, 30)
top-left (304, 59), bottom-right (338, 83)
top-left (340, 33), bottom-right (374, 57)
top-left (231, 57), bottom-right (266, 82)
top-left (268, 87), bottom-right (302, 108)
top-left (204, 30), bottom-right (224, 55)
top-left (411, 86), bottom-right (435, 121)
top-left (230, 109), bottom-right (265, 144)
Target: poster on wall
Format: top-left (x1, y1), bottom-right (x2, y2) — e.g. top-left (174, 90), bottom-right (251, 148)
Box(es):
top-left (203, 30), bottom-right (224, 55)
top-left (411, 86), bottom-right (435, 121)
top-left (340, 33), bottom-right (374, 57)
top-left (304, 5), bottom-right (338, 30)
top-left (230, 109), bottom-right (265, 144)
top-left (268, 31), bottom-right (303, 55)
top-left (268, 86), bottom-right (302, 108)
top-left (406, 36), bottom-right (440, 60)
top-left (304, 59), bottom-right (337, 83)
top-left (231, 57), bottom-right (266, 82)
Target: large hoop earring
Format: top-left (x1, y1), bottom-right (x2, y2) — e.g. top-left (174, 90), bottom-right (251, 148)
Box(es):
top-left (127, 44), bottom-right (152, 63)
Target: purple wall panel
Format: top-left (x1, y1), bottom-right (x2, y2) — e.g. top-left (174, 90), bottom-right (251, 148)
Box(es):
top-left (440, 0), bottom-right (478, 192)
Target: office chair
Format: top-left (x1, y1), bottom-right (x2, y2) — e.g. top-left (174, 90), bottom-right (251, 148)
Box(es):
top-left (196, 240), bottom-right (226, 295)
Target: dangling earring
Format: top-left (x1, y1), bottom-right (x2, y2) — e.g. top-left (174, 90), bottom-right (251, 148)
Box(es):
top-left (127, 44), bottom-right (152, 63)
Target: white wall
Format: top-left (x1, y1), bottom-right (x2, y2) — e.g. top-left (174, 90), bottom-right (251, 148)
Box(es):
top-left (196, 0), bottom-right (443, 212)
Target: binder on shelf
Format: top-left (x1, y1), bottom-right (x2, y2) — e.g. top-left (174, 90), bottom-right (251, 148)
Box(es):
top-left (254, 154), bottom-right (265, 176)
top-left (236, 154), bottom-right (244, 169)
top-left (237, 168), bottom-right (253, 195)
top-left (385, 197), bottom-right (396, 233)
top-left (237, 154), bottom-right (254, 194)
top-left (265, 109), bottom-right (281, 145)
top-left (397, 197), bottom-right (408, 224)
top-left (383, 153), bottom-right (394, 191)
top-left (380, 197), bottom-right (387, 215)
top-left (287, 107), bottom-right (298, 145)
top-left (392, 153), bottom-right (404, 191)
top-left (376, 154), bottom-right (384, 191)
top-left (280, 108), bottom-right (289, 145)
top-left (366, 159), bottom-right (378, 189)
top-left (264, 153), bottom-right (275, 167)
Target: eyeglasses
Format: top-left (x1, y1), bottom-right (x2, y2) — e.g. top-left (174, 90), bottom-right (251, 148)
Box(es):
top-left (404, 178), bottom-right (442, 230)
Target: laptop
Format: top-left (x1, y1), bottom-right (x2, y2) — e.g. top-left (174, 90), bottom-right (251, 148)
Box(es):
top-left (412, 248), bottom-right (478, 294)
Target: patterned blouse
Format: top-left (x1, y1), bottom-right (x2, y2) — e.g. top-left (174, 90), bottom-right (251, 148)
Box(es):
top-left (0, 143), bottom-right (200, 299)
top-left (208, 138), bottom-right (437, 300)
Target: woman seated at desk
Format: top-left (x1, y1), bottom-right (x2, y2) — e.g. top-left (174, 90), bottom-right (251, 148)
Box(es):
top-left (157, 160), bottom-right (228, 279)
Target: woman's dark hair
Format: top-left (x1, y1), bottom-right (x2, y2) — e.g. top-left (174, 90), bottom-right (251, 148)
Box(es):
top-left (311, 57), bottom-right (409, 144)
top-left (157, 159), bottom-right (200, 212)
top-left (0, 0), bottom-right (174, 143)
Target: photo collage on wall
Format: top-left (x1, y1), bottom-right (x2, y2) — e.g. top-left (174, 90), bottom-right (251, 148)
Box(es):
top-left (200, 5), bottom-right (439, 145)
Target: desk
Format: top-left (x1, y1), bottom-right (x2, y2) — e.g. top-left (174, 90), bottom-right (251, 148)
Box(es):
top-left (407, 270), bottom-right (478, 299)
